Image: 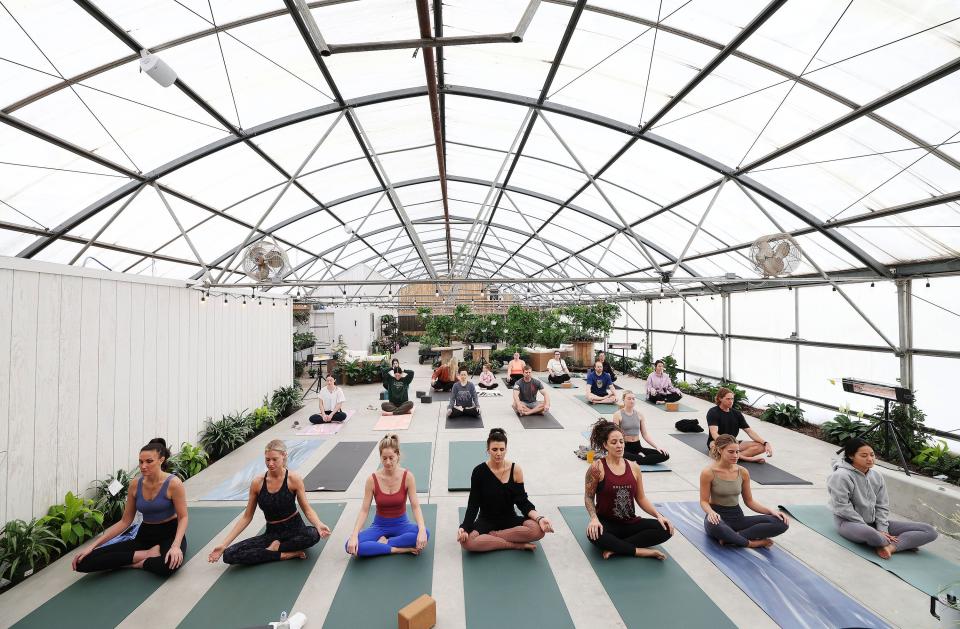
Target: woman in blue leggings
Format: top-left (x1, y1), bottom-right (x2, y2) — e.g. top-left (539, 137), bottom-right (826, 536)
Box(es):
top-left (346, 434), bottom-right (430, 557)
top-left (700, 435), bottom-right (789, 548)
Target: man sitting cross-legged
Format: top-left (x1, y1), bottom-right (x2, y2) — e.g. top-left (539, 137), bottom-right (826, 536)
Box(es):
top-left (512, 366), bottom-right (550, 416)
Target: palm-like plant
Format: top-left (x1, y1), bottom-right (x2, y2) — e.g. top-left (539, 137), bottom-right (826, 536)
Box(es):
top-left (0, 519), bottom-right (65, 584)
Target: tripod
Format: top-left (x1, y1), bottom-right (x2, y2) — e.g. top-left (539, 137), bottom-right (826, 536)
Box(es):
top-left (300, 362), bottom-right (327, 402)
top-left (839, 399), bottom-right (914, 476)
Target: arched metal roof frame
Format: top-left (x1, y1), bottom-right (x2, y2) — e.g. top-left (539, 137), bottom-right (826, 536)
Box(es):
top-left (2, 1), bottom-right (958, 286)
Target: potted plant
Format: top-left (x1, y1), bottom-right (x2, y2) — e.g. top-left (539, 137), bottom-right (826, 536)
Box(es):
top-left (560, 303), bottom-right (620, 366)
top-left (328, 335), bottom-right (348, 378)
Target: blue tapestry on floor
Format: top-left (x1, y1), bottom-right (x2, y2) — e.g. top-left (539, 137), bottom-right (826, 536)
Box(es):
top-left (200, 439), bottom-right (325, 501)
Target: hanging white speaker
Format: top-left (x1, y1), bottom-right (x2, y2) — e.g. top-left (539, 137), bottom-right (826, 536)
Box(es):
top-left (139, 50), bottom-right (177, 87)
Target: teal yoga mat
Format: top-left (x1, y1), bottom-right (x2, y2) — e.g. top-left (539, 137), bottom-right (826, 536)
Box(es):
top-left (782, 504), bottom-right (960, 597)
top-left (640, 399), bottom-right (698, 413)
top-left (574, 394), bottom-right (620, 414)
top-left (14, 506), bottom-right (243, 629)
top-left (178, 503), bottom-right (345, 629)
top-left (380, 441), bottom-right (432, 493)
top-left (323, 504), bottom-right (437, 629)
top-left (577, 432), bottom-right (671, 472)
top-left (448, 441), bottom-right (489, 490)
top-left (559, 507), bottom-right (734, 628)
top-left (459, 508), bottom-right (574, 629)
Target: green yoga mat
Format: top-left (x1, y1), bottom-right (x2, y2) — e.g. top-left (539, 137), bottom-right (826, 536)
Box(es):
top-left (15, 506), bottom-right (242, 629)
top-left (178, 503), bottom-right (344, 629)
top-left (640, 399), bottom-right (698, 413)
top-left (323, 504), bottom-right (437, 629)
top-left (781, 504), bottom-right (960, 597)
top-left (380, 441), bottom-right (432, 493)
top-left (575, 394), bottom-right (620, 414)
top-left (559, 507), bottom-right (734, 628)
top-left (459, 508), bottom-right (574, 629)
top-left (448, 441), bottom-right (490, 491)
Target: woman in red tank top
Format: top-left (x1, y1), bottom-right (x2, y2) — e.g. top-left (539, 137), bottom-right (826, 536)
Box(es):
top-left (346, 434), bottom-right (430, 557)
top-left (583, 419), bottom-right (675, 559)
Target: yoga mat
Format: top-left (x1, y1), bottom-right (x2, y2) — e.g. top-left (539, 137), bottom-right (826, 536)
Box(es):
top-left (574, 394), bottom-right (620, 414)
top-left (782, 504), bottom-right (960, 598)
top-left (669, 433), bottom-right (812, 485)
top-left (559, 507), bottom-right (733, 629)
top-left (431, 390), bottom-right (452, 401)
top-left (373, 413), bottom-right (413, 430)
top-left (516, 411), bottom-right (563, 429)
top-left (448, 441), bottom-right (489, 491)
top-left (575, 434), bottom-right (672, 472)
top-left (303, 441), bottom-right (377, 492)
top-left (548, 383), bottom-right (576, 389)
top-left (177, 503), bottom-right (345, 629)
top-left (459, 508), bottom-right (574, 629)
top-left (657, 501), bottom-right (887, 629)
top-left (14, 506), bottom-right (242, 629)
top-left (502, 377), bottom-right (517, 387)
top-left (323, 504), bottom-right (437, 629)
top-left (641, 399), bottom-right (698, 413)
top-left (380, 442), bottom-right (432, 493)
top-left (295, 422), bottom-right (342, 436)
top-left (445, 413), bottom-right (484, 429)
top-left (201, 440), bottom-right (326, 500)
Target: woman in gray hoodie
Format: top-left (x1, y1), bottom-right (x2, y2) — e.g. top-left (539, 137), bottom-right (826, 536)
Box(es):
top-left (448, 368), bottom-right (480, 418)
top-left (827, 438), bottom-right (937, 559)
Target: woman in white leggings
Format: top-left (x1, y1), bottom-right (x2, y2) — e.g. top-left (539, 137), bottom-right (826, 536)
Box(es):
top-left (827, 438), bottom-right (937, 559)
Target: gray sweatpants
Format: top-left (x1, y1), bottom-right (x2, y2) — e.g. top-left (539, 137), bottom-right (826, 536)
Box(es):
top-left (835, 517), bottom-right (937, 551)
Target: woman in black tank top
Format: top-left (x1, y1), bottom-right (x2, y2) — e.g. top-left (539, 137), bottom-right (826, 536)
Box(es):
top-left (208, 440), bottom-right (332, 565)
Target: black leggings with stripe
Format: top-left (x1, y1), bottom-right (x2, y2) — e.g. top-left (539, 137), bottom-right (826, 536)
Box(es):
top-left (222, 514), bottom-right (321, 565)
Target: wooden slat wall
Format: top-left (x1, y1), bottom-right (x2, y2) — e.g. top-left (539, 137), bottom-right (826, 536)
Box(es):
top-left (0, 259), bottom-right (291, 522)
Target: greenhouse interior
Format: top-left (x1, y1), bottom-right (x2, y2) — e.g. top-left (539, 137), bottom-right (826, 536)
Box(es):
top-left (1, 0), bottom-right (959, 627)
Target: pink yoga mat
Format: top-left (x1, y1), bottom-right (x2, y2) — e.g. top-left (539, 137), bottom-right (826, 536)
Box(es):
top-left (294, 410), bottom-right (355, 435)
top-left (373, 413), bottom-right (413, 430)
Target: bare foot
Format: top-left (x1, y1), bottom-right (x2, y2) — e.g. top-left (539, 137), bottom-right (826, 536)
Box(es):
top-left (381, 411), bottom-right (393, 416)
top-left (280, 551), bottom-right (307, 560)
top-left (377, 536), bottom-right (388, 544)
top-left (266, 540), bottom-right (281, 552)
top-left (130, 544), bottom-right (161, 568)
top-left (747, 539), bottom-right (774, 549)
top-left (635, 548), bottom-right (666, 560)
top-left (875, 544), bottom-right (895, 560)
top-left (521, 543), bottom-right (537, 551)
top-left (741, 455), bottom-right (766, 464)
top-left (391, 547), bottom-right (419, 555)
top-left (601, 550), bottom-right (615, 560)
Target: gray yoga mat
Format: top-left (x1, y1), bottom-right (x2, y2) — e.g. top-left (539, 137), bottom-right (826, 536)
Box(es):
top-left (782, 504), bottom-right (960, 598)
top-left (559, 506), bottom-right (733, 628)
top-left (303, 441), bottom-right (377, 491)
top-left (431, 390), bottom-right (452, 401)
top-left (640, 399), bottom-right (698, 413)
top-left (459, 508), bottom-right (574, 629)
top-left (574, 394), bottom-right (620, 414)
top-left (448, 441), bottom-right (489, 490)
top-left (515, 410), bottom-right (564, 429)
top-left (445, 413), bottom-right (484, 429)
top-left (380, 441), bottom-right (432, 493)
top-left (670, 433), bottom-right (812, 485)
top-left (323, 504), bottom-right (437, 629)
top-left (178, 503), bottom-right (345, 629)
top-left (201, 439), bottom-right (326, 500)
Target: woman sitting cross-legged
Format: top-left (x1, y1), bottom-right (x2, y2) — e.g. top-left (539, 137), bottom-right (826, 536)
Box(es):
top-left (311, 375), bottom-right (347, 423)
top-left (584, 419), bottom-right (674, 560)
top-left (73, 438), bottom-right (188, 576)
top-left (458, 428), bottom-right (554, 552)
top-left (828, 438), bottom-right (937, 559)
top-left (645, 360), bottom-right (681, 404)
top-left (700, 435), bottom-right (789, 548)
top-left (477, 363), bottom-right (499, 389)
top-left (346, 434), bottom-right (430, 557)
top-left (431, 356), bottom-right (458, 392)
top-left (448, 368), bottom-right (481, 418)
top-left (612, 391), bottom-right (669, 465)
top-left (208, 440), bottom-right (331, 565)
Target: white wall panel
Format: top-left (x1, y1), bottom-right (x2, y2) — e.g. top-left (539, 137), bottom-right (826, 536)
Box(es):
top-left (0, 257), bottom-right (290, 521)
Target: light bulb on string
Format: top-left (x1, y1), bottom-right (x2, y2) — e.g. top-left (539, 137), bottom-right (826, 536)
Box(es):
top-left (926, 279), bottom-right (931, 288)
top-left (223, 295), bottom-right (228, 305)
top-left (200, 291), bottom-right (207, 303)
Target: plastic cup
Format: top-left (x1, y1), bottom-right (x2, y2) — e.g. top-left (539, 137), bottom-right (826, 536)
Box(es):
top-left (586, 450), bottom-right (595, 464)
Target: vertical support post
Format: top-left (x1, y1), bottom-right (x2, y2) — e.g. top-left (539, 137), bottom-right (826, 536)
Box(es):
top-left (645, 299), bottom-right (652, 359)
top-left (795, 286), bottom-right (801, 408)
top-left (682, 300), bottom-right (687, 383)
top-left (721, 292), bottom-right (730, 380)
top-left (896, 279), bottom-right (913, 390)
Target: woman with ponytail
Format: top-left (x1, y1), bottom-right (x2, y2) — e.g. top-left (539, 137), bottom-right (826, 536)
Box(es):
top-left (73, 438), bottom-right (188, 576)
top-left (458, 428), bottom-right (554, 552)
top-left (346, 434), bottom-right (430, 557)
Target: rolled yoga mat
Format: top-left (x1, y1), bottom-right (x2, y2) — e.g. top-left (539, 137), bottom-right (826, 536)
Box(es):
top-left (201, 439), bottom-right (326, 500)
top-left (578, 432), bottom-right (671, 472)
top-left (657, 501), bottom-right (887, 629)
top-left (459, 507), bottom-right (574, 629)
top-left (448, 441), bottom-right (490, 491)
top-left (781, 504), bottom-right (960, 598)
top-left (13, 506), bottom-right (243, 629)
top-left (177, 503), bottom-right (346, 629)
top-left (640, 399), bottom-right (698, 413)
top-left (515, 410), bottom-right (564, 429)
top-left (323, 504), bottom-right (437, 629)
top-left (380, 441), bottom-right (432, 493)
top-left (445, 413), bottom-right (484, 429)
top-left (669, 433), bottom-right (812, 485)
top-left (303, 441), bottom-right (377, 491)
top-left (574, 394), bottom-right (620, 415)
top-left (558, 506), bottom-right (733, 629)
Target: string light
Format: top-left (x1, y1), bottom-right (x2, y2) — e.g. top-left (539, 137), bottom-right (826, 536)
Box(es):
top-left (926, 279), bottom-right (931, 288)
top-left (223, 294), bottom-right (228, 305)
top-left (870, 282), bottom-right (875, 288)
top-left (242, 295), bottom-right (247, 306)
top-left (200, 291), bottom-right (207, 303)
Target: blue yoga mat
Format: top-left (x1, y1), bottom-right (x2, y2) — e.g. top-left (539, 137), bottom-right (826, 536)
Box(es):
top-left (657, 501), bottom-right (888, 629)
top-left (200, 439), bottom-right (325, 500)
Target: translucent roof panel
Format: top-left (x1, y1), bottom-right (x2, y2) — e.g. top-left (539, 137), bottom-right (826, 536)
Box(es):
top-left (0, 0), bottom-right (957, 293)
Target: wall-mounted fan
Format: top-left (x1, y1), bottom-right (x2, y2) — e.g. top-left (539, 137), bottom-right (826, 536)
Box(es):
top-left (749, 233), bottom-right (802, 277)
top-left (241, 238), bottom-right (291, 282)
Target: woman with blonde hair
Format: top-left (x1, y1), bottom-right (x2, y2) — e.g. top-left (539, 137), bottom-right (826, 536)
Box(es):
top-left (208, 440), bottom-right (331, 565)
top-left (346, 434), bottom-right (430, 556)
top-left (431, 355), bottom-right (458, 392)
top-left (699, 435), bottom-right (788, 548)
top-left (611, 390), bottom-right (669, 465)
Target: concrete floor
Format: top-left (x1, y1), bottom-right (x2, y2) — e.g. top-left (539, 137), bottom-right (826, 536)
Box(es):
top-left (2, 342), bottom-right (958, 628)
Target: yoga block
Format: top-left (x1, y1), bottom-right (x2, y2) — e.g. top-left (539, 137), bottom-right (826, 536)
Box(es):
top-left (665, 402), bottom-right (679, 412)
top-left (560, 382), bottom-right (573, 388)
top-left (416, 390), bottom-right (426, 398)
top-left (398, 594), bottom-right (436, 629)
top-left (380, 391), bottom-right (388, 400)
top-left (421, 395), bottom-right (432, 404)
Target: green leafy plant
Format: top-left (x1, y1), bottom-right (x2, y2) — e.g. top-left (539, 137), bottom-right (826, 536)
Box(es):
top-left (504, 304), bottom-right (540, 348)
top-left (169, 442), bottom-right (210, 480)
top-left (360, 361), bottom-right (380, 383)
top-left (270, 383), bottom-right (303, 418)
top-left (249, 401), bottom-right (279, 431)
top-left (89, 467), bottom-right (137, 525)
top-left (559, 303), bottom-right (620, 342)
top-left (536, 310), bottom-right (570, 350)
top-left (293, 331), bottom-right (316, 352)
top-left (912, 440), bottom-right (960, 482)
top-left (819, 413), bottom-right (871, 446)
top-left (331, 335), bottom-right (348, 362)
top-left (293, 360), bottom-right (306, 378)
top-left (200, 411), bottom-right (253, 460)
top-left (874, 401), bottom-right (927, 460)
top-left (761, 402), bottom-right (806, 428)
top-left (40, 492), bottom-right (104, 548)
top-left (0, 518), bottom-right (64, 584)
top-left (691, 378), bottom-right (712, 396)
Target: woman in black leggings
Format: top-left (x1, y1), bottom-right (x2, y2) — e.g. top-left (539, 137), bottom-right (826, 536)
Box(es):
top-left (583, 420), bottom-right (675, 559)
top-left (208, 439), bottom-right (332, 565)
top-left (611, 391), bottom-right (669, 465)
top-left (73, 438), bottom-right (188, 576)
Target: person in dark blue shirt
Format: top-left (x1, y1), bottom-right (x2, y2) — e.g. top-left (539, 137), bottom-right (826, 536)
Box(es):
top-left (586, 361), bottom-right (618, 405)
